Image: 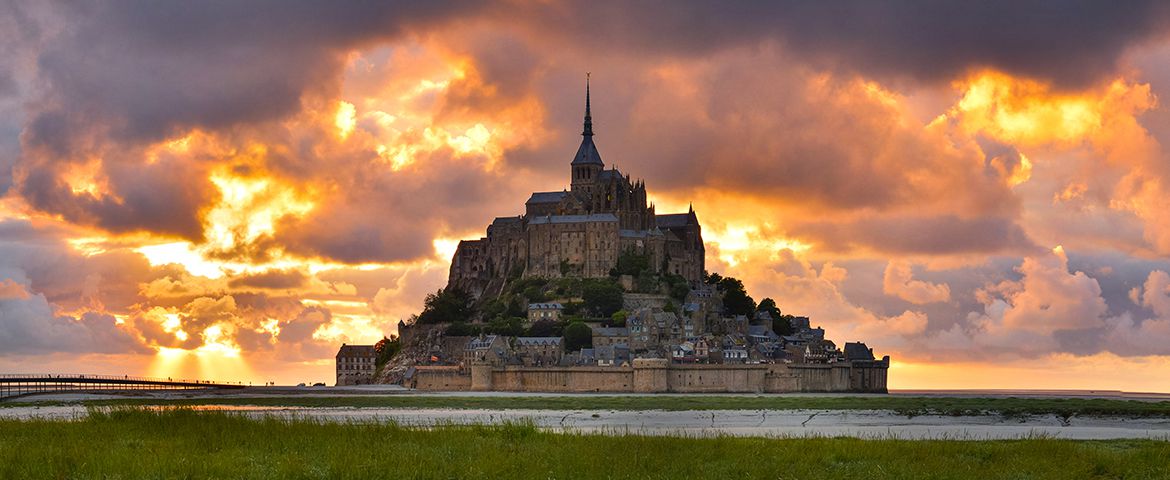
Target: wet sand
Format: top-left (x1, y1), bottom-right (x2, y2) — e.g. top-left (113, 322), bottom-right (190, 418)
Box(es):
top-left (3, 404), bottom-right (1168, 440)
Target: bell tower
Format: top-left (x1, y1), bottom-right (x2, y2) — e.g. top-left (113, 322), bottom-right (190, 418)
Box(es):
top-left (571, 73), bottom-right (604, 196)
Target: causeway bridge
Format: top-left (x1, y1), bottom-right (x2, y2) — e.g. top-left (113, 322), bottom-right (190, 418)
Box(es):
top-left (0, 374), bottom-right (247, 400)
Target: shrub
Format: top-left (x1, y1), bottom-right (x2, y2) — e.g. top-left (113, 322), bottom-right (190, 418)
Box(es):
top-left (563, 322), bottom-right (593, 352)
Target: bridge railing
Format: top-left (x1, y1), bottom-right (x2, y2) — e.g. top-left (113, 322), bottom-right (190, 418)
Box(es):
top-left (0, 373), bottom-right (246, 386)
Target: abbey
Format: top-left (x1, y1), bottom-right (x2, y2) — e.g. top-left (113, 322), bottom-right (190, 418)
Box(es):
top-left (449, 79), bottom-right (705, 294)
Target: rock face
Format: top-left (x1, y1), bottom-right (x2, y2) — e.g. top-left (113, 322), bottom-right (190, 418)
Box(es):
top-left (375, 325), bottom-right (458, 385)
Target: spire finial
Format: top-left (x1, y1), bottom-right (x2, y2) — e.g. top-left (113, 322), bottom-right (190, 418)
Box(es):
top-left (583, 72), bottom-right (593, 137)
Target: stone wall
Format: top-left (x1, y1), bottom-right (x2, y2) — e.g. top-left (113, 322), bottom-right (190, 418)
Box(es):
top-left (410, 366), bottom-right (471, 391)
top-left (491, 366), bottom-right (633, 392)
top-left (416, 357), bottom-right (890, 393)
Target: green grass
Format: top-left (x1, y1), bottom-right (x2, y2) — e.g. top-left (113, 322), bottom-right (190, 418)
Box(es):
top-left (0, 408), bottom-right (1166, 479)
top-left (12, 394), bottom-right (1170, 418)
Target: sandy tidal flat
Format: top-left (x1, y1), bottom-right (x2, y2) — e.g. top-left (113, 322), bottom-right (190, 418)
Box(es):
top-left (4, 405), bottom-right (1169, 440)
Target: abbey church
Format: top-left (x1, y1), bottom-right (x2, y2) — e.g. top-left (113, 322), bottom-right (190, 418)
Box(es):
top-left (449, 79), bottom-right (705, 294)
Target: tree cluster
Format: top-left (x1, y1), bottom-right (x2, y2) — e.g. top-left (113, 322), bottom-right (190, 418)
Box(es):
top-left (414, 288), bottom-right (475, 324)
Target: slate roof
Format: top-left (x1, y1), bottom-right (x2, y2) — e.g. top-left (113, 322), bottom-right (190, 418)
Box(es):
top-left (572, 135), bottom-right (604, 166)
top-left (656, 213), bottom-right (693, 228)
top-left (528, 213), bottom-right (619, 225)
top-left (467, 335), bottom-right (499, 350)
top-left (528, 302), bottom-right (564, 310)
top-left (598, 169), bottom-right (624, 182)
top-left (336, 344), bottom-right (376, 358)
top-left (491, 216), bottom-right (522, 226)
top-left (596, 344), bottom-right (630, 362)
top-left (516, 337), bottom-right (562, 347)
top-left (592, 327), bottom-right (629, 337)
top-left (747, 325), bottom-right (780, 341)
top-left (526, 191), bottom-right (568, 204)
top-left (844, 342), bottom-right (875, 361)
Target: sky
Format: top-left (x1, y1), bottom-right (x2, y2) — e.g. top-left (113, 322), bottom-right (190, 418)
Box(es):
top-left (3, 1), bottom-right (1170, 390)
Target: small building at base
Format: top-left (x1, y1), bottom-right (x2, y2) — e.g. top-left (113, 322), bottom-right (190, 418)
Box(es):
top-left (336, 344), bottom-right (377, 386)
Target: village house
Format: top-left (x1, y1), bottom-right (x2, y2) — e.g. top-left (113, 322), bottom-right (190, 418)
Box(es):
top-left (465, 335), bottom-right (509, 367)
top-left (526, 302), bottom-right (564, 325)
top-left (335, 344), bottom-right (377, 386)
top-left (592, 344), bottom-right (630, 367)
top-left (515, 336), bottom-right (564, 366)
top-left (592, 326), bottom-right (630, 348)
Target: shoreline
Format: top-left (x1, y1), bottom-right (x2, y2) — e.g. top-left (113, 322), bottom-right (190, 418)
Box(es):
top-left (3, 404), bottom-right (1169, 440)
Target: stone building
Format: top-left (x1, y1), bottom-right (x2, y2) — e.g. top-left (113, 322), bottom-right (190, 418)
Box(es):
top-left (526, 302), bottom-right (564, 324)
top-left (465, 335), bottom-right (508, 367)
top-left (449, 77), bottom-right (705, 294)
top-left (592, 326), bottom-right (630, 348)
top-left (335, 344), bottom-right (377, 386)
top-left (515, 337), bottom-right (564, 366)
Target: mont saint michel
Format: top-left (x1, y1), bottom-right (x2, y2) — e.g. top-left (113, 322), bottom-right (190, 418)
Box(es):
top-left (370, 80), bottom-right (890, 393)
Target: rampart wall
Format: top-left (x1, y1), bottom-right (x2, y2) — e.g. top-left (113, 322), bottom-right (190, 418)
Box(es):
top-left (410, 357), bottom-right (889, 393)
top-left (411, 366), bottom-right (471, 390)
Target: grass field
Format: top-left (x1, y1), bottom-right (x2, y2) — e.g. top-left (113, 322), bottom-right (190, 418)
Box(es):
top-left (13, 394), bottom-right (1170, 418)
top-left (0, 408), bottom-right (1167, 479)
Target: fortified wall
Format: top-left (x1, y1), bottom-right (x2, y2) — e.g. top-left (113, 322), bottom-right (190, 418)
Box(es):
top-left (410, 357), bottom-right (889, 393)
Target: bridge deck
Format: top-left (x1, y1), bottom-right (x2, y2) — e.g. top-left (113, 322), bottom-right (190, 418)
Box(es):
top-left (1, 374), bottom-right (245, 400)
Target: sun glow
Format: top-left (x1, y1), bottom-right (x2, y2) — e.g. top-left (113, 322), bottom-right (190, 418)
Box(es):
top-left (941, 71), bottom-right (1152, 149)
top-left (706, 224), bottom-right (811, 267)
top-left (62, 158), bottom-right (110, 197)
top-left (335, 100), bottom-right (357, 140)
top-left (206, 171), bottom-right (315, 252)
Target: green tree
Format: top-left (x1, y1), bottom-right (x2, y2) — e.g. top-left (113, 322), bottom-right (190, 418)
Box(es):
top-left (416, 288), bottom-right (474, 324)
top-left (635, 273), bottom-right (659, 293)
top-left (778, 314), bottom-right (797, 336)
top-left (663, 273), bottom-right (691, 302)
top-left (718, 276), bottom-right (756, 317)
top-left (610, 310), bottom-right (628, 327)
top-left (563, 321), bottom-right (593, 352)
top-left (612, 250), bottom-right (651, 277)
top-left (522, 285), bottom-right (548, 303)
top-left (582, 280), bottom-right (624, 318)
top-left (484, 317), bottom-right (525, 337)
top-left (505, 297), bottom-right (526, 318)
top-left (757, 297), bottom-right (782, 320)
top-left (373, 335), bottom-right (401, 368)
top-left (526, 319), bottom-right (564, 337)
top-left (757, 297), bottom-right (794, 336)
top-left (445, 322), bottom-right (481, 336)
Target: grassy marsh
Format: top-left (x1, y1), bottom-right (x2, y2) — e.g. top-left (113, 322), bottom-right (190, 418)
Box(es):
top-left (0, 408), bottom-right (1167, 479)
top-left (11, 394), bottom-right (1170, 418)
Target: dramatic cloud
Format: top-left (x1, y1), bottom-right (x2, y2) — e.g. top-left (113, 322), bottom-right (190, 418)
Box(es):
top-left (5, 2), bottom-right (1170, 388)
top-left (883, 261), bottom-right (952, 305)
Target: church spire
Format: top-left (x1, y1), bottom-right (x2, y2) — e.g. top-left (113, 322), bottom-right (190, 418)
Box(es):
top-left (583, 73), bottom-right (593, 137)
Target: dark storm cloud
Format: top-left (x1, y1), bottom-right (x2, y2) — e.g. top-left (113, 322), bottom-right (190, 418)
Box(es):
top-left (13, 0), bottom-right (482, 243)
top-left (275, 148), bottom-right (526, 263)
top-left (27, 0), bottom-right (482, 145)
top-left (505, 1), bottom-right (1170, 89)
top-left (17, 153), bottom-right (212, 239)
top-left (228, 270), bottom-right (309, 290)
top-left (797, 215), bottom-right (1039, 256)
top-left (0, 302), bottom-right (149, 355)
